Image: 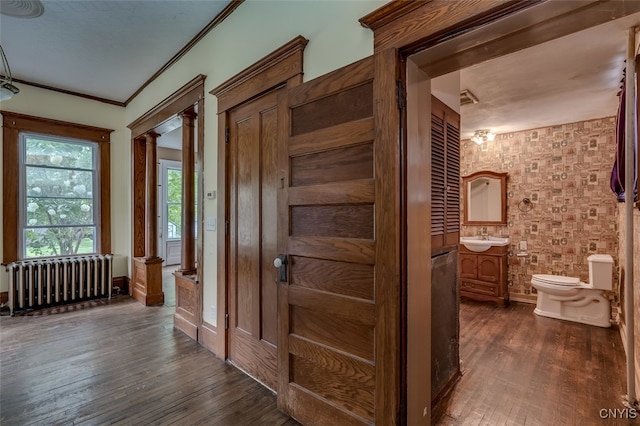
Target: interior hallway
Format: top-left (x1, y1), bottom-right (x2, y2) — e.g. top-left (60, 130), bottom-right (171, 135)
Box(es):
top-left (0, 296), bottom-right (628, 425)
top-left (433, 300), bottom-right (629, 425)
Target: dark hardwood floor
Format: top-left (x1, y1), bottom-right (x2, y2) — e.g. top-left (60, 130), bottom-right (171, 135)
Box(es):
top-left (0, 296), bottom-right (297, 426)
top-left (433, 300), bottom-right (633, 426)
top-left (0, 296), bottom-right (632, 425)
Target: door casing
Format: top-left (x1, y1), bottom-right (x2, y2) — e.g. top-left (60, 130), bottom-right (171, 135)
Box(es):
top-left (208, 36), bottom-right (308, 359)
top-left (360, 0), bottom-right (640, 423)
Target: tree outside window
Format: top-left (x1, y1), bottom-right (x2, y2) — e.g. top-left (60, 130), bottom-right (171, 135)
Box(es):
top-left (22, 134), bottom-right (97, 258)
top-left (166, 167), bottom-right (198, 240)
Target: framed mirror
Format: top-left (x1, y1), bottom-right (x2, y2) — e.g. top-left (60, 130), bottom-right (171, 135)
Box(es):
top-left (462, 171), bottom-right (507, 225)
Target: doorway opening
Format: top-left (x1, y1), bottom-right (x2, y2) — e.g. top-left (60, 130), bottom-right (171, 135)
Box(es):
top-left (401, 1), bottom-right (640, 421)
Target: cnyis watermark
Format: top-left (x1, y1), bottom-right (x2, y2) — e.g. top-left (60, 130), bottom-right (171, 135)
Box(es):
top-left (599, 408), bottom-right (639, 419)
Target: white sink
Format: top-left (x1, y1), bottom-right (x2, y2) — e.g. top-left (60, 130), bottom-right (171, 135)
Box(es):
top-left (460, 236), bottom-right (510, 252)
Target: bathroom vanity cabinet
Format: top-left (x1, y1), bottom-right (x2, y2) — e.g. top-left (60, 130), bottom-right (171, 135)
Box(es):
top-left (459, 244), bottom-right (508, 306)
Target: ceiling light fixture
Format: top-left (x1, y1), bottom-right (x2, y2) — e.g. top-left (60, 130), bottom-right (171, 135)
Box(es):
top-left (0, 45), bottom-right (20, 101)
top-left (471, 129), bottom-right (496, 145)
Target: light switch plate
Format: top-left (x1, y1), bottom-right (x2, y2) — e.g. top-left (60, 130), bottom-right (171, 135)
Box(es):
top-left (519, 241), bottom-right (527, 251)
top-left (206, 217), bottom-right (216, 231)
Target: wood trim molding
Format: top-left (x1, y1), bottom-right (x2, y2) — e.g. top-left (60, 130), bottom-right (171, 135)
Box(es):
top-left (112, 276), bottom-right (129, 295)
top-left (359, 0), bottom-right (428, 31)
top-left (210, 35), bottom-right (308, 112)
top-left (98, 140), bottom-right (112, 254)
top-left (127, 74), bottom-right (206, 138)
top-left (1, 111), bottom-right (113, 263)
top-left (198, 321), bottom-right (219, 355)
top-left (364, 0), bottom-right (542, 53)
top-left (124, 1), bottom-right (245, 106)
top-left (214, 36), bottom-right (307, 360)
top-left (636, 54), bottom-right (640, 210)
top-left (2, 111), bottom-right (113, 141)
top-left (11, 78), bottom-right (125, 107)
top-left (215, 112), bottom-right (228, 360)
top-left (6, 3), bottom-right (242, 107)
top-left (373, 48), bottom-right (403, 424)
top-left (174, 274), bottom-right (200, 340)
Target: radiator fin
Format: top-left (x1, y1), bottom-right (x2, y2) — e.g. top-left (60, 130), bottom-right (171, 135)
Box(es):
top-left (6, 255), bottom-right (113, 315)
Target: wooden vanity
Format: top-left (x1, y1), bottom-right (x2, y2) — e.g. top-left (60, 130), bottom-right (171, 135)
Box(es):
top-left (460, 170), bottom-right (509, 306)
top-left (459, 244), bottom-right (508, 306)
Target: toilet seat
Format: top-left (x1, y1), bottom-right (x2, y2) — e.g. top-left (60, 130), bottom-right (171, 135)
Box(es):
top-left (531, 279), bottom-right (588, 293)
top-left (531, 274), bottom-right (581, 287)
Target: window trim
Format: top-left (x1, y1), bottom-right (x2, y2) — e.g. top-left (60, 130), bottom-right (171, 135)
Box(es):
top-left (2, 111), bottom-right (112, 263)
top-left (20, 132), bottom-right (100, 258)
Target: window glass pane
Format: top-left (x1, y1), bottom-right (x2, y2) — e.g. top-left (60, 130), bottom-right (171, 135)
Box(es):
top-left (26, 167), bottom-right (93, 198)
top-left (167, 204), bottom-right (182, 239)
top-left (25, 136), bottom-right (94, 169)
top-left (167, 169), bottom-right (182, 203)
top-left (26, 197), bottom-right (94, 226)
top-left (24, 226), bottom-right (96, 258)
top-left (22, 133), bottom-right (97, 259)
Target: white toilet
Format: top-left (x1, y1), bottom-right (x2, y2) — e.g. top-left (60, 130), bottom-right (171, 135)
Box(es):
top-left (531, 254), bottom-right (613, 328)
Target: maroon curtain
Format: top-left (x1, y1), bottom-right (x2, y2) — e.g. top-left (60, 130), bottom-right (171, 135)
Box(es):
top-left (611, 66), bottom-right (638, 202)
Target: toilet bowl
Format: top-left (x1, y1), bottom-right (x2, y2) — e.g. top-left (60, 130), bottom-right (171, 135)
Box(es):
top-left (531, 254), bottom-right (613, 328)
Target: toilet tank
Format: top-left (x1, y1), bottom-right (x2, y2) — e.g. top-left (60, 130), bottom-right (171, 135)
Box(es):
top-left (588, 254), bottom-right (614, 290)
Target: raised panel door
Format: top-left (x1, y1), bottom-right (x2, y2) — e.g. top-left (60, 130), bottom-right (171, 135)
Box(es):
top-left (477, 255), bottom-right (500, 284)
top-left (459, 253), bottom-right (477, 280)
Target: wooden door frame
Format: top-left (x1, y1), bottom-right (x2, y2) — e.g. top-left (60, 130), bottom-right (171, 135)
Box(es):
top-left (206, 35), bottom-right (308, 360)
top-left (360, 0), bottom-right (640, 423)
top-left (127, 75), bottom-right (205, 312)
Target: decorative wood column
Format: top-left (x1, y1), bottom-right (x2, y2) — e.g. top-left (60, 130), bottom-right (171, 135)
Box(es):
top-left (132, 131), bottom-right (164, 306)
top-left (174, 108), bottom-right (200, 340)
top-left (178, 110), bottom-right (196, 275)
top-left (145, 132), bottom-right (160, 258)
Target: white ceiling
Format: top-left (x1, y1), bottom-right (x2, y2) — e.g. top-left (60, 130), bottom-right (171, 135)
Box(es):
top-left (1, 1), bottom-right (639, 145)
top-left (456, 11), bottom-right (640, 138)
top-left (0, 0), bottom-right (231, 103)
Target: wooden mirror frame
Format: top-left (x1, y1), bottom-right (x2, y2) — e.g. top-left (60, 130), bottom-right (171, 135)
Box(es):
top-left (462, 170), bottom-right (507, 225)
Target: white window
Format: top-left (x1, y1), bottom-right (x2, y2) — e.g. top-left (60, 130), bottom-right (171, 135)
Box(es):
top-left (21, 133), bottom-right (98, 258)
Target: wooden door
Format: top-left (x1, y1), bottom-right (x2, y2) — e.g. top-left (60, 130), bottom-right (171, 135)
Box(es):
top-left (228, 89), bottom-right (280, 390)
top-left (277, 57), bottom-right (383, 424)
top-left (430, 96), bottom-right (460, 253)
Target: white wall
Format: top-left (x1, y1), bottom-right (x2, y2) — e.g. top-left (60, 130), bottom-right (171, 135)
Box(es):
top-left (432, 71), bottom-right (461, 113)
top-left (125, 0), bottom-right (384, 326)
top-left (0, 85), bottom-right (128, 293)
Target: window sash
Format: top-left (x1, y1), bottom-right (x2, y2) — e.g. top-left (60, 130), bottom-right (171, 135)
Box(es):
top-left (20, 132), bottom-right (99, 258)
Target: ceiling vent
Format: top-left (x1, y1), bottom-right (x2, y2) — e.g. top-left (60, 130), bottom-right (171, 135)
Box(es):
top-left (460, 89), bottom-right (479, 106)
top-left (0, 0), bottom-right (44, 19)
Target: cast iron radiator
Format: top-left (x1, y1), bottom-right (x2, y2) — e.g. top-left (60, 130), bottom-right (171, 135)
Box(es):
top-left (6, 255), bottom-right (113, 315)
